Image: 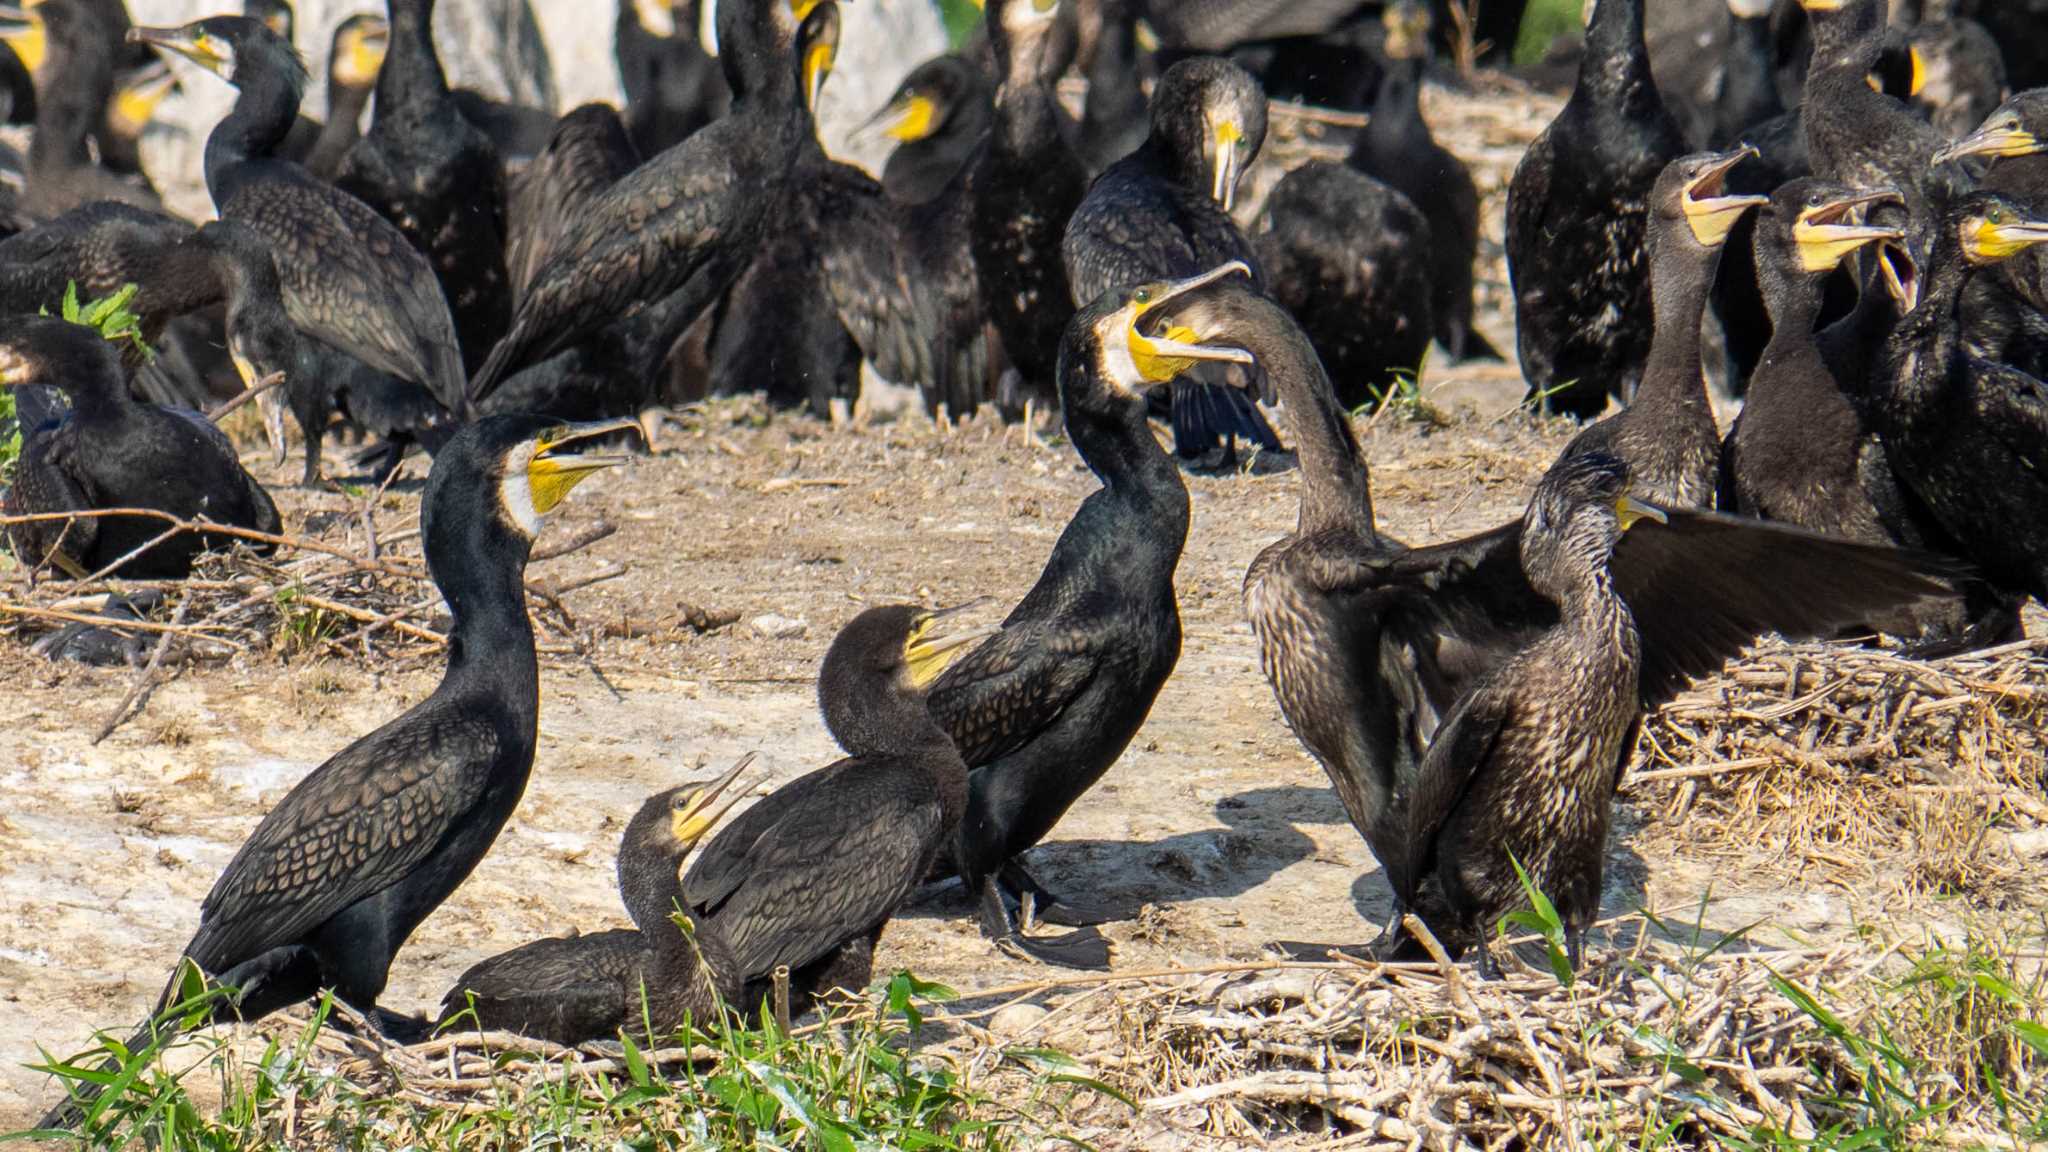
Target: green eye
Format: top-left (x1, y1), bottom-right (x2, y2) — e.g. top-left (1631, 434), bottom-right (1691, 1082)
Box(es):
top-left (1133, 288), bottom-right (1151, 303)
top-left (1989, 207), bottom-right (2006, 224)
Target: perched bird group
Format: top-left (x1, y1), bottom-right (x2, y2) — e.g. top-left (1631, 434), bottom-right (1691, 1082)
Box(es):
top-left (5, 0), bottom-right (2044, 1133)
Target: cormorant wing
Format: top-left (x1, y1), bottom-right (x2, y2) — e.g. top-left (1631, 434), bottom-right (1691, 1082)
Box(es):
top-left (1966, 356), bottom-right (2048, 450)
top-left (505, 105), bottom-right (641, 304)
top-left (811, 168), bottom-right (935, 395)
top-left (1401, 676), bottom-right (1512, 906)
top-left (221, 173), bottom-right (466, 414)
top-left (4, 420), bottom-right (99, 570)
top-left (925, 620), bottom-right (1103, 768)
top-left (1610, 508), bottom-right (1959, 707)
top-left (440, 929), bottom-right (644, 1024)
top-left (181, 705), bottom-right (501, 974)
top-left (682, 757), bottom-right (943, 980)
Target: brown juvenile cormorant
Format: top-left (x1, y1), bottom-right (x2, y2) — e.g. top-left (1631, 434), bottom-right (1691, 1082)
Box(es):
top-left (439, 760), bottom-right (755, 1044)
top-left (1347, 1), bottom-right (1498, 364)
top-left (865, 53), bottom-right (991, 206)
top-left (1875, 192), bottom-right (2048, 620)
top-left (1402, 450), bottom-right (1953, 972)
top-left (337, 0), bottom-right (511, 377)
top-left (1561, 147), bottom-right (1767, 508)
top-left (33, 414), bottom-right (632, 1133)
top-left (685, 604), bottom-right (991, 1009)
top-left (617, 0), bottom-right (727, 157)
top-left (1148, 276), bottom-right (1961, 957)
top-left (3, 0), bottom-right (162, 219)
top-left (0, 315), bottom-right (279, 580)
top-left (1505, 0), bottom-right (1687, 419)
top-left (1064, 55), bottom-right (1281, 462)
top-left (926, 262), bottom-right (1255, 969)
top-left (971, 0), bottom-right (1090, 415)
top-left (131, 16), bottom-right (470, 419)
top-left (301, 14), bottom-right (387, 181)
top-left (1250, 162), bottom-right (1434, 413)
top-left (467, 0), bottom-right (825, 403)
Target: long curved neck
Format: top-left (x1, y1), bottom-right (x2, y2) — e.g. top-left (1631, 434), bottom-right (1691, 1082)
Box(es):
top-left (1578, 0), bottom-right (1654, 111)
top-left (618, 837), bottom-right (684, 932)
top-left (1063, 383), bottom-right (1188, 525)
top-left (1891, 231), bottom-right (1974, 405)
top-left (1633, 222), bottom-right (1717, 417)
top-left (1361, 56), bottom-right (1425, 159)
top-left (992, 32), bottom-right (1060, 154)
top-left (378, 0), bottom-right (451, 116)
top-left (205, 65), bottom-right (303, 194)
top-left (431, 530), bottom-right (539, 719)
top-left (30, 35), bottom-right (108, 172)
top-left (1757, 246), bottom-right (1823, 353)
top-left (1238, 304), bottom-right (1374, 536)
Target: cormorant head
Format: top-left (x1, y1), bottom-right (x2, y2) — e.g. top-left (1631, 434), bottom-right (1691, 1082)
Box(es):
top-left (128, 15), bottom-right (306, 98)
top-left (1522, 450), bottom-right (1666, 594)
top-left (1380, 0), bottom-right (1430, 62)
top-left (1070, 262), bottom-right (1253, 402)
top-left (717, 0), bottom-right (830, 102)
top-left (199, 219), bottom-right (297, 397)
top-left (632, 753), bottom-right (759, 862)
top-left (424, 415), bottom-right (637, 556)
top-left (861, 53), bottom-right (982, 143)
top-left (0, 4), bottom-right (46, 75)
top-left (242, 0), bottom-right (294, 42)
top-left (1658, 146), bottom-right (1769, 249)
top-left (327, 13), bottom-right (387, 93)
top-left (1955, 193), bottom-right (2048, 267)
top-left (107, 59), bottom-right (179, 142)
top-left (1934, 92), bottom-right (2048, 166)
top-left (1770, 179), bottom-right (1902, 274)
top-left (0, 314), bottom-right (124, 395)
top-left (1875, 238), bottom-right (1918, 312)
top-left (1150, 57), bottom-right (1266, 213)
top-left (986, 0), bottom-right (1063, 80)
top-left (818, 602), bottom-right (995, 754)
top-left (798, 0), bottom-right (837, 113)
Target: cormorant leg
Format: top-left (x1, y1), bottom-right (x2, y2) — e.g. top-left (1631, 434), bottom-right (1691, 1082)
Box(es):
top-left (978, 877), bottom-right (1113, 970)
top-left (1472, 931), bottom-right (1501, 981)
top-left (997, 860), bottom-right (1123, 927)
top-left (1566, 925), bottom-right (1587, 974)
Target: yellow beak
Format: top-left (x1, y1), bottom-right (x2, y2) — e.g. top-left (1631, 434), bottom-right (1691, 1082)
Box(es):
top-left (128, 25), bottom-right (230, 77)
top-left (1210, 119), bottom-right (1244, 211)
top-left (1934, 124), bottom-right (2042, 166)
top-left (903, 602), bottom-right (1000, 689)
top-left (0, 6), bottom-right (46, 74)
top-left (1615, 494), bottom-right (1668, 531)
top-left (1124, 261), bottom-right (1256, 384)
top-left (1681, 145), bottom-right (1769, 248)
top-left (1791, 189), bottom-right (1905, 272)
top-left (526, 417), bottom-right (639, 514)
top-left (669, 752), bottom-right (759, 844)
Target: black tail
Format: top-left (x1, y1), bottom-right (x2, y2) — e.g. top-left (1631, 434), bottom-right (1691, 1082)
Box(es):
top-left (1169, 375), bottom-right (1282, 460)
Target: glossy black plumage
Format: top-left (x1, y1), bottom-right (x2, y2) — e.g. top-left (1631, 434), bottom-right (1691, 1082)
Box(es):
top-left (337, 0), bottom-right (510, 378)
top-left (1347, 1), bottom-right (1497, 364)
top-left (686, 605), bottom-right (976, 1007)
top-left (1064, 56), bottom-right (1281, 461)
top-left (466, 0), bottom-right (819, 403)
top-left (1506, 0), bottom-right (1687, 419)
top-left (927, 263), bottom-right (1255, 969)
top-left (32, 414), bottom-right (627, 1132)
top-left (1251, 162), bottom-right (1432, 413)
top-left (440, 771), bottom-right (749, 1044)
top-left (0, 315), bottom-right (278, 580)
top-left (131, 16), bottom-right (470, 419)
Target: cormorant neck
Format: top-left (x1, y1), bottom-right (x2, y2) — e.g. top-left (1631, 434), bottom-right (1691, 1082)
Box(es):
top-left (1063, 386), bottom-right (1188, 522)
top-left (134, 232), bottom-right (228, 327)
top-left (1361, 56), bottom-right (1425, 158)
top-left (50, 353), bottom-right (130, 420)
top-left (1714, 13), bottom-right (1781, 142)
top-left (1891, 230), bottom-right (1975, 400)
top-left (1757, 246), bottom-right (1824, 346)
top-left (828, 682), bottom-right (955, 760)
top-left (1634, 222), bottom-right (1718, 416)
top-left (1578, 0), bottom-right (1653, 106)
top-left (618, 833), bottom-right (685, 932)
top-left (431, 524), bottom-right (539, 708)
top-left (377, 0), bottom-right (452, 113)
top-left (205, 64), bottom-right (305, 193)
top-left (317, 81), bottom-right (372, 149)
top-left (718, 0), bottom-right (798, 113)
top-left (1229, 301), bottom-right (1374, 536)
top-left (29, 37), bottom-right (107, 173)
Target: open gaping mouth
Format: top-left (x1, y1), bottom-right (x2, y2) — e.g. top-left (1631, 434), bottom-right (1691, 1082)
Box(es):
top-left (1682, 146), bottom-right (1769, 247)
top-left (1791, 189), bottom-right (1905, 272)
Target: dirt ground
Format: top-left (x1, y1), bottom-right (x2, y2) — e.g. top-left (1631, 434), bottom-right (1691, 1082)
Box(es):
top-left (1, 76), bottom-right (2044, 1135)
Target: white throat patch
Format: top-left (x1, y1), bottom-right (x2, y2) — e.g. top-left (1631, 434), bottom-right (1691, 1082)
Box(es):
top-left (499, 444), bottom-right (541, 538)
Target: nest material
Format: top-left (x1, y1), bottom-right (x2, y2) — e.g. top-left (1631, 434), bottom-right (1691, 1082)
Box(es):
top-left (1630, 638), bottom-right (2048, 901)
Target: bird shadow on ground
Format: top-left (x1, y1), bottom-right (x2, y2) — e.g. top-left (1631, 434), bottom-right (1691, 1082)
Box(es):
top-left (902, 785), bottom-right (1329, 918)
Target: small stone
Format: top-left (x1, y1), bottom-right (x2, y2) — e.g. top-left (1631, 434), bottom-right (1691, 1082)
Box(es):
top-left (750, 614), bottom-right (809, 640)
top-left (988, 1003), bottom-right (1049, 1037)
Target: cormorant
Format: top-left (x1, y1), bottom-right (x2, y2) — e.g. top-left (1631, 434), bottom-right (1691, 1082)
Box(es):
top-left (1347, 0), bottom-right (1499, 364)
top-left (1709, 0), bottom-right (1783, 150)
top-left (972, 0), bottom-right (1090, 415)
top-left (1074, 0), bottom-right (1146, 170)
top-left (865, 53), bottom-right (991, 206)
top-left (337, 0), bottom-right (512, 377)
top-left (504, 103), bottom-right (641, 304)
top-left (1250, 161), bottom-right (1434, 413)
top-left (1906, 16), bottom-right (2005, 141)
top-left (99, 58), bottom-right (177, 189)
top-left (131, 16), bottom-right (470, 419)
top-left (3, 0), bottom-right (163, 219)
top-left (1505, 0), bottom-right (1687, 419)
top-left (439, 760), bottom-right (755, 1044)
top-left (1561, 147), bottom-right (1766, 508)
top-left (1875, 192), bottom-right (2048, 623)
top-left (467, 0), bottom-right (825, 403)
top-left (0, 203), bottom-right (215, 345)
top-left (243, 0), bottom-right (293, 40)
top-left (685, 604), bottom-right (991, 1011)
top-left (926, 262), bottom-right (1255, 969)
top-left (1934, 92), bottom-right (2048, 377)
top-left (0, 314), bottom-right (279, 580)
top-left (301, 14), bottom-right (387, 181)
top-left (32, 414), bottom-right (633, 1133)
top-left (1147, 276), bottom-right (1958, 958)
top-left (1064, 55), bottom-right (1281, 462)
top-left (1403, 450), bottom-right (1953, 971)
top-left (617, 0), bottom-right (727, 157)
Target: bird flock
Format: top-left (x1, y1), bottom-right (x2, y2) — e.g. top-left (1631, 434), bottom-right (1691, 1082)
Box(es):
top-left (0, 0), bottom-right (2043, 1133)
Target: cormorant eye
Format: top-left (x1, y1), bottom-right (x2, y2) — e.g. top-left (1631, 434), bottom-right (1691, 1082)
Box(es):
top-left (1132, 288), bottom-right (1151, 304)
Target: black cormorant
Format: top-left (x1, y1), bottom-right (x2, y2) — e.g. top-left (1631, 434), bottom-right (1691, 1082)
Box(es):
top-left (1934, 91), bottom-right (2048, 377)
top-left (504, 103), bottom-right (641, 303)
top-left (301, 14), bottom-right (387, 181)
top-left (467, 0), bottom-right (824, 403)
top-left (1064, 55), bottom-right (1281, 462)
top-left (926, 262), bottom-right (1255, 969)
top-left (3, 0), bottom-right (162, 219)
top-left (439, 760), bottom-right (754, 1044)
top-left (1505, 0), bottom-right (1687, 419)
top-left (131, 16), bottom-right (470, 419)
top-left (865, 53), bottom-right (990, 206)
top-left (1561, 147), bottom-right (1766, 508)
top-left (0, 202), bottom-right (215, 345)
top-left (337, 0), bottom-right (511, 376)
top-left (685, 604), bottom-right (991, 1008)
top-left (617, 0), bottom-right (727, 157)
top-left (0, 314), bottom-right (278, 579)
top-left (1347, 0), bottom-right (1498, 364)
top-left (99, 58), bottom-right (177, 189)
top-left (32, 414), bottom-right (633, 1132)
top-left (1250, 162), bottom-right (1433, 413)
top-left (1906, 16), bottom-right (2005, 141)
